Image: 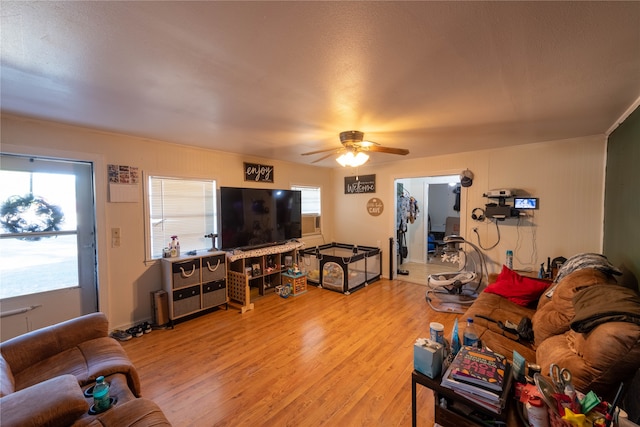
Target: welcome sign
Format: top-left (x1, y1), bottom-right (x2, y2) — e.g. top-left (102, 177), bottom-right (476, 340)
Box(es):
top-left (344, 174), bottom-right (376, 194)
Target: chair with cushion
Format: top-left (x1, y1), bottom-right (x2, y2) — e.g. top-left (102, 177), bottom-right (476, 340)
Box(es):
top-left (1, 313), bottom-right (170, 426)
top-left (0, 312), bottom-right (141, 398)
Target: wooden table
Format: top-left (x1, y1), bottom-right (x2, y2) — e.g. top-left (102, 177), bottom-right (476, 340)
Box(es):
top-left (411, 369), bottom-right (522, 427)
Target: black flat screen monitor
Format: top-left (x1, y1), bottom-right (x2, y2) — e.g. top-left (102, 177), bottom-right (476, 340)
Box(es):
top-left (220, 187), bottom-right (302, 250)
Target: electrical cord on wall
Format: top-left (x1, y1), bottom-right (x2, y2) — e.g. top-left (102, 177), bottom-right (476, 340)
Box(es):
top-left (472, 218), bottom-right (501, 250)
top-left (515, 212), bottom-right (537, 270)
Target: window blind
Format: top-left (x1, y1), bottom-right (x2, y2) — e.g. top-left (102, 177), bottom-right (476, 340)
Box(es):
top-left (148, 176), bottom-right (217, 258)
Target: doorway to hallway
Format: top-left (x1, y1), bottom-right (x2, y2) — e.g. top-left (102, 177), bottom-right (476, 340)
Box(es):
top-left (395, 175), bottom-right (461, 286)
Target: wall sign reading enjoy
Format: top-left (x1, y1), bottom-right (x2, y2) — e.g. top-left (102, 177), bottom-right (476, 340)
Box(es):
top-left (244, 162), bottom-right (274, 183)
top-left (344, 174), bottom-right (376, 194)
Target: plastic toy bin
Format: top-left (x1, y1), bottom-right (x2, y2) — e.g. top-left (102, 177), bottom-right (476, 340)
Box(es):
top-left (300, 243), bottom-right (381, 294)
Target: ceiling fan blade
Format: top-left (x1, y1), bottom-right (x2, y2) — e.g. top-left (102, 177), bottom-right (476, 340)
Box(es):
top-left (303, 130), bottom-right (406, 162)
top-left (358, 140), bottom-right (380, 148)
top-left (311, 151), bottom-right (341, 163)
top-left (366, 145), bottom-right (410, 155)
top-left (301, 147), bottom-right (340, 156)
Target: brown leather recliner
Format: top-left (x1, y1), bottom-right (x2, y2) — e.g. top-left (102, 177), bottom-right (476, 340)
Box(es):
top-left (1, 312), bottom-right (171, 427)
top-left (533, 269), bottom-right (640, 401)
top-left (1, 312), bottom-right (141, 397)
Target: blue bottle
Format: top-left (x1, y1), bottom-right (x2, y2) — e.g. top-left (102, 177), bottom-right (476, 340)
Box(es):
top-left (506, 250), bottom-right (513, 270)
top-left (93, 376), bottom-right (110, 412)
top-left (463, 318), bottom-right (480, 347)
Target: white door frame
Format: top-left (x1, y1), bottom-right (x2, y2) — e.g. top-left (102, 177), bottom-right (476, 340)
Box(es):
top-left (391, 172), bottom-right (461, 278)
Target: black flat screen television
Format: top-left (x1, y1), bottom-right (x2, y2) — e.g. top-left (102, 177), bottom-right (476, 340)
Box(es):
top-left (219, 187), bottom-right (302, 250)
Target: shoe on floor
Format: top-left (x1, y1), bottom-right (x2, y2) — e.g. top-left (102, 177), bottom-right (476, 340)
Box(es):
top-left (126, 326), bottom-right (143, 338)
top-left (111, 329), bottom-right (132, 341)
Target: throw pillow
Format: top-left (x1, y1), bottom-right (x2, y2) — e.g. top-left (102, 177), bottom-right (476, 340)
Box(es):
top-left (484, 265), bottom-right (551, 306)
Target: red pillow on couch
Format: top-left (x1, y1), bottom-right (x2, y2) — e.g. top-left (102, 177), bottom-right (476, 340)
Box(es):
top-left (484, 265), bottom-right (550, 306)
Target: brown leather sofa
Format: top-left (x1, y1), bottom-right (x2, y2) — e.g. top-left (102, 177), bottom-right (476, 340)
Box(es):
top-left (463, 266), bottom-right (640, 403)
top-left (0, 312), bottom-right (171, 427)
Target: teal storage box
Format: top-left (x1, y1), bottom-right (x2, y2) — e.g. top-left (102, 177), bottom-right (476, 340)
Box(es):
top-left (413, 338), bottom-right (444, 378)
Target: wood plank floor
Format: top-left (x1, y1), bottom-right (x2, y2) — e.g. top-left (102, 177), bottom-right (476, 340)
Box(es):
top-left (398, 262), bottom-right (459, 287)
top-left (122, 279), bottom-right (461, 427)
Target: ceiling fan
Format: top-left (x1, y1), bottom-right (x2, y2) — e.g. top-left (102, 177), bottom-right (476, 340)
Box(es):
top-left (301, 130), bottom-right (410, 166)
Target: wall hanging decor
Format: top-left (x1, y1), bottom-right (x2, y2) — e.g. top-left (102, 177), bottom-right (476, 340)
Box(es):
top-left (344, 174), bottom-right (375, 194)
top-left (108, 164), bottom-right (139, 202)
top-left (244, 162), bottom-right (274, 183)
top-left (367, 198), bottom-right (384, 216)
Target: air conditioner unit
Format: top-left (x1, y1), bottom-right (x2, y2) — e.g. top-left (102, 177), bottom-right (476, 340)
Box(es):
top-left (301, 215), bottom-right (321, 235)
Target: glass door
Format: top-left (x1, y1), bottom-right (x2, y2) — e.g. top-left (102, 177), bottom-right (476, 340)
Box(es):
top-left (0, 153), bottom-right (98, 341)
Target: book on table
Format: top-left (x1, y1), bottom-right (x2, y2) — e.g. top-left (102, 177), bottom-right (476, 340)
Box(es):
top-left (441, 363), bottom-right (504, 403)
top-left (450, 346), bottom-right (507, 392)
top-left (453, 388), bottom-right (504, 414)
top-left (440, 346), bottom-right (512, 413)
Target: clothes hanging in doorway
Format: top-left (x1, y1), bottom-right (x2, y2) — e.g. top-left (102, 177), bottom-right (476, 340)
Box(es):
top-left (397, 190), bottom-right (421, 263)
top-left (397, 190), bottom-right (410, 267)
top-left (409, 196), bottom-right (420, 224)
top-left (397, 191), bottom-right (410, 232)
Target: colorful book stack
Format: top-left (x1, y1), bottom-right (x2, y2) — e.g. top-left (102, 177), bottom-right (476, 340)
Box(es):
top-left (440, 346), bottom-right (512, 414)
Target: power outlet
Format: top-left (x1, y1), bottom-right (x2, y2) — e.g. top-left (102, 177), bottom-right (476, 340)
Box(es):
top-left (111, 227), bottom-right (121, 247)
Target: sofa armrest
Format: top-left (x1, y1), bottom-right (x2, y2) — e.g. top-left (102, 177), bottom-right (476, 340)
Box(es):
top-left (1, 354), bottom-right (16, 397)
top-left (82, 398), bottom-right (172, 426)
top-left (0, 374), bottom-right (88, 427)
top-left (537, 322), bottom-right (640, 402)
top-left (1, 313), bottom-right (109, 374)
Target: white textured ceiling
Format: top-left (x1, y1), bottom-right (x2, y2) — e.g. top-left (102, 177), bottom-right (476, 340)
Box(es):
top-left (1, 1), bottom-right (639, 166)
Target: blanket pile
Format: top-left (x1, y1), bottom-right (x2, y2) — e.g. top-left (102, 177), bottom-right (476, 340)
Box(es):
top-left (571, 284), bottom-right (640, 333)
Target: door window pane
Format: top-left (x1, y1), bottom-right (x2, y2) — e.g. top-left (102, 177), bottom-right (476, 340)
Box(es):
top-left (0, 170), bottom-right (79, 299)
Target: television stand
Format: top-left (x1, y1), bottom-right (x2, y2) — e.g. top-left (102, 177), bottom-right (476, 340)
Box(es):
top-left (226, 241), bottom-right (303, 312)
top-left (235, 242), bottom-right (276, 251)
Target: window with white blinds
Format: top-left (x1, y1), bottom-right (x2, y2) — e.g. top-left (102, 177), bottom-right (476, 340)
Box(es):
top-left (292, 185), bottom-right (321, 235)
top-left (147, 176), bottom-right (217, 259)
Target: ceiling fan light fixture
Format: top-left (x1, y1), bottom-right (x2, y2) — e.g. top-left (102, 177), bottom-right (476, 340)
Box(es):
top-left (302, 129), bottom-right (406, 164)
top-left (339, 130), bottom-right (364, 144)
top-left (336, 151), bottom-right (369, 167)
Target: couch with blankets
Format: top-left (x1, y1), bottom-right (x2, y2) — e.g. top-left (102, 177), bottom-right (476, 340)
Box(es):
top-left (463, 253), bottom-right (640, 407)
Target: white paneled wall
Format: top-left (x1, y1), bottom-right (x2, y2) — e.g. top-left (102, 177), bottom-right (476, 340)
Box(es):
top-left (2, 113), bottom-right (606, 327)
top-left (1, 115), bottom-right (333, 329)
top-left (333, 135), bottom-right (606, 278)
